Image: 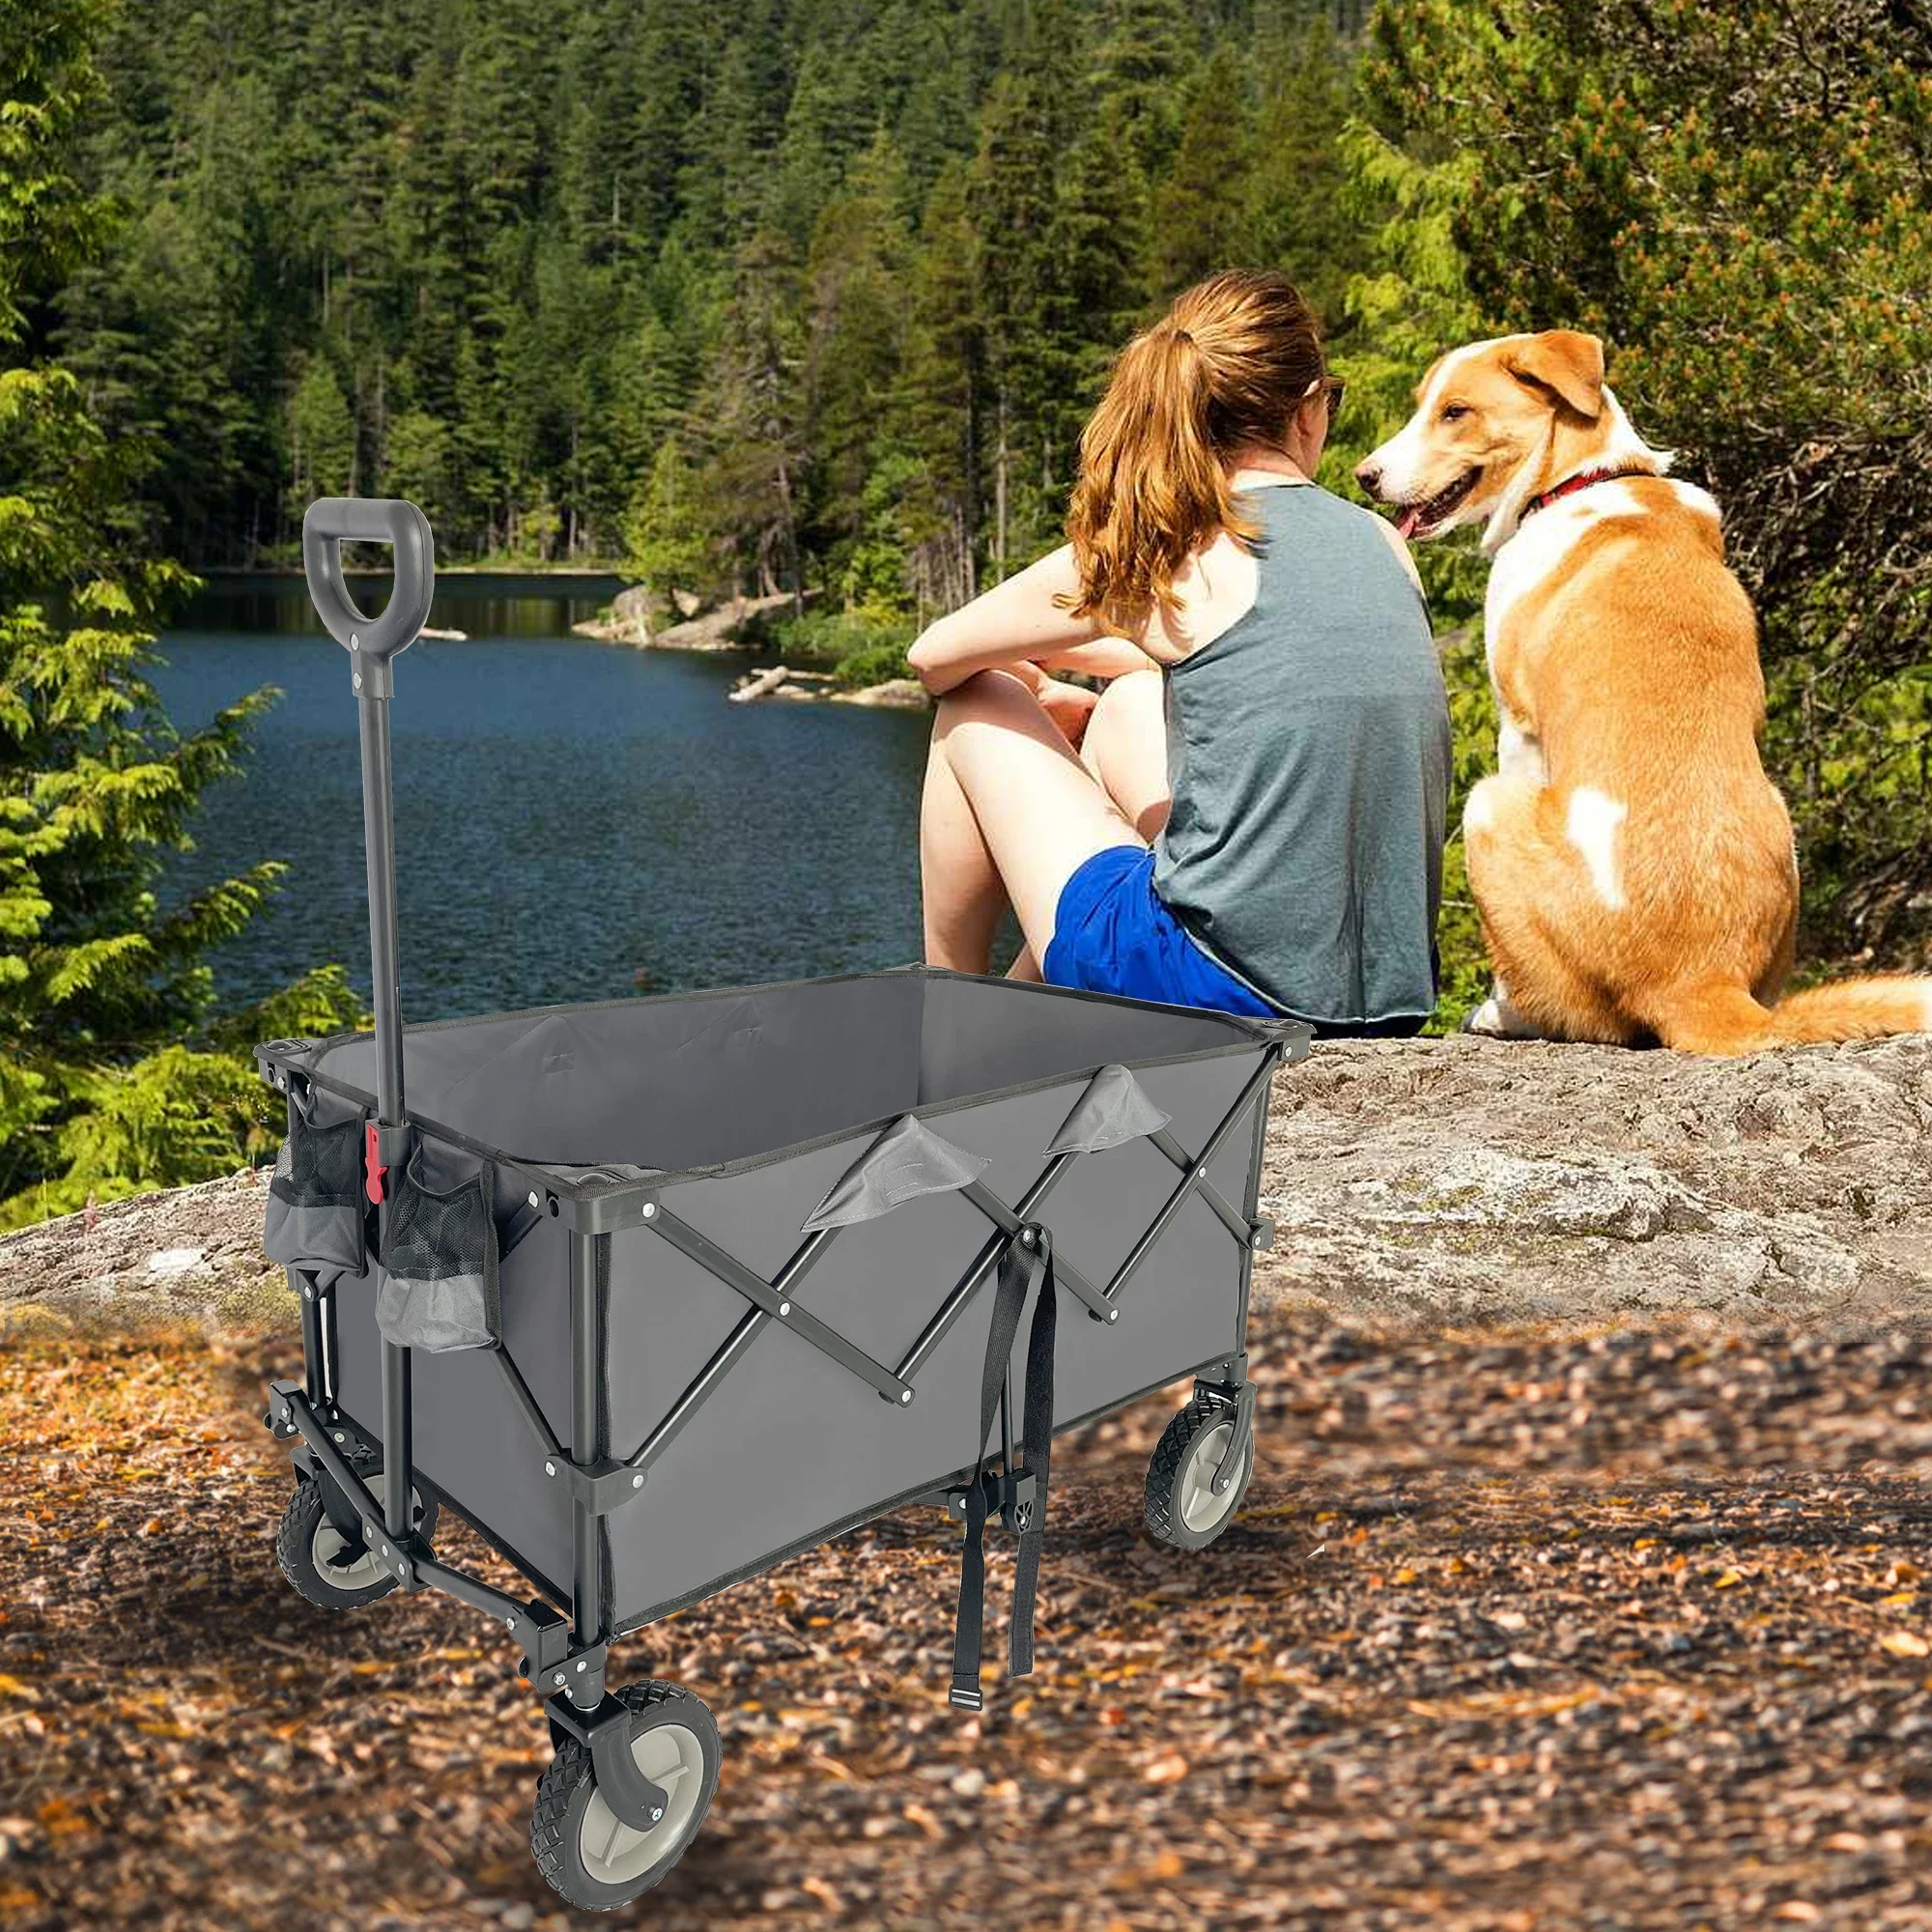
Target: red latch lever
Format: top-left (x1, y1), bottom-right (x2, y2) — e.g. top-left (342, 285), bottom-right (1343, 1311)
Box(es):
top-left (364, 1121), bottom-right (385, 1206)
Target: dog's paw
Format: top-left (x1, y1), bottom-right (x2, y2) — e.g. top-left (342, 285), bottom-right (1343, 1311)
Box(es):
top-left (1463, 994), bottom-right (1542, 1040)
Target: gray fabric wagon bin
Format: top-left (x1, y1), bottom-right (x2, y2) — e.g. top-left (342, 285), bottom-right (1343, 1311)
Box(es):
top-left (259, 498), bottom-right (1310, 1912)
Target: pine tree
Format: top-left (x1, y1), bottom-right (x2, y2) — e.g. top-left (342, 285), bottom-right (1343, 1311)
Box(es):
top-left (1149, 43), bottom-right (1255, 297)
top-left (898, 159), bottom-right (985, 614)
top-left (1245, 16), bottom-right (1362, 329)
top-left (622, 439), bottom-right (718, 611)
top-left (1, 1), bottom-right (359, 1222)
top-left (803, 134), bottom-right (914, 571)
top-left (1090, 0), bottom-right (1201, 181)
top-left (968, 0), bottom-right (1089, 573)
top-left (698, 228), bottom-right (810, 602)
top-left (1042, 105), bottom-right (1151, 473)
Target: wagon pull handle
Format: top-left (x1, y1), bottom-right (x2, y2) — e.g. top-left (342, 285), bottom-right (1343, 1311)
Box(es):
top-left (301, 497), bottom-right (437, 696)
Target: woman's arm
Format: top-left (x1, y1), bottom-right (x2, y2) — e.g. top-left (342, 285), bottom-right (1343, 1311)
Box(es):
top-left (908, 544), bottom-right (1158, 694)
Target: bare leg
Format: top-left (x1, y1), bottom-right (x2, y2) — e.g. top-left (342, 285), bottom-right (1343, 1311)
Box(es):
top-left (921, 710), bottom-right (1008, 971)
top-left (1079, 667), bottom-right (1170, 838)
top-left (921, 669), bottom-right (1143, 974)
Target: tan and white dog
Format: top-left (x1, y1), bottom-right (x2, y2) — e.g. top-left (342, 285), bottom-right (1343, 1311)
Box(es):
top-left (1356, 328), bottom-right (1932, 1053)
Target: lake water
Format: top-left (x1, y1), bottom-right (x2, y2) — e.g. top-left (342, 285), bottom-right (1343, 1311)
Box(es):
top-left (156, 576), bottom-right (933, 1019)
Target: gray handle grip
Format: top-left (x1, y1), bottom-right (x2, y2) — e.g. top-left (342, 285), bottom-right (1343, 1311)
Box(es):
top-left (301, 497), bottom-right (436, 667)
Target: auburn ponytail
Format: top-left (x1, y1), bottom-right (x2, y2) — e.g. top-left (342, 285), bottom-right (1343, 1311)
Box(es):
top-left (1065, 270), bottom-right (1326, 640)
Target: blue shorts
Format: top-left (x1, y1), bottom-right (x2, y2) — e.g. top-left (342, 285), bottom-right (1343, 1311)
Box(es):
top-left (1041, 846), bottom-right (1276, 1017)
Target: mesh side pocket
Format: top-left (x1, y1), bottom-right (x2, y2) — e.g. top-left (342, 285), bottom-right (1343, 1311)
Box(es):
top-left (376, 1141), bottom-right (499, 1353)
top-left (264, 1107), bottom-right (367, 1281)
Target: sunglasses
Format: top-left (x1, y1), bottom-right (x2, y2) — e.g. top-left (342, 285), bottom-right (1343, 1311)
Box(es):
top-left (1311, 374), bottom-right (1347, 421)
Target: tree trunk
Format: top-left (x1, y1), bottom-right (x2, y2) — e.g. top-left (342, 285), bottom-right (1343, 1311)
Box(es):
top-left (993, 385), bottom-right (1009, 583)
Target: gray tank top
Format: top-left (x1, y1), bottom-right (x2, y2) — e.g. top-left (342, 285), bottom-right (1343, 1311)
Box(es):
top-left (1151, 483), bottom-right (1450, 1026)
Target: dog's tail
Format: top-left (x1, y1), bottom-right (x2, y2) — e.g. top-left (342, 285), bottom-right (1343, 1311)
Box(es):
top-left (1650, 976), bottom-right (1932, 1056)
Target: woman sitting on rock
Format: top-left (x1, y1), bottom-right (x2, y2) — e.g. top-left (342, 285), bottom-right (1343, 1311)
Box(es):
top-left (910, 269), bottom-right (1451, 1035)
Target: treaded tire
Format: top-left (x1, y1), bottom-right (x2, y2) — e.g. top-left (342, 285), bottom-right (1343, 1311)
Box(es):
top-left (273, 1468), bottom-right (437, 1611)
top-left (532, 1680), bottom-right (721, 1911)
top-left (1145, 1392), bottom-right (1254, 1550)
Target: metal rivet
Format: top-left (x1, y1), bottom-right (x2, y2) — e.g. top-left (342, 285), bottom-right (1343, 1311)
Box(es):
top-left (1020, 1228), bottom-right (1035, 1248)
top-left (900, 1390), bottom-right (913, 1405)
top-left (641, 1202), bottom-right (658, 1220)
top-left (1251, 1230), bottom-right (1264, 1249)
top-left (779, 1301), bottom-right (791, 1318)
top-left (651, 1807), bottom-right (663, 1822)
top-left (545, 1461), bottom-right (556, 1477)
top-left (333, 1432), bottom-right (345, 1443)
top-left (351, 635), bottom-right (360, 651)
top-left (554, 1672), bottom-right (565, 1687)
top-left (575, 1660), bottom-right (587, 1673)
top-left (352, 671), bottom-right (362, 691)
top-left (1108, 1309), bottom-right (1119, 1322)
top-left (528, 1191), bottom-right (541, 1209)
top-left (632, 1473), bottom-right (644, 1489)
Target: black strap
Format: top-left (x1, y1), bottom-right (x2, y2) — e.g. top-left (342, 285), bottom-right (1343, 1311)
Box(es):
top-left (951, 1224), bottom-right (1057, 1711)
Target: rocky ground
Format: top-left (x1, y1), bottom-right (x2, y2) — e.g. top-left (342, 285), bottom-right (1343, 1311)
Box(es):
top-left (1253, 1034), bottom-right (1932, 1321)
top-left (8, 1035), bottom-right (1929, 1339)
top-left (2, 1035), bottom-right (1929, 1931)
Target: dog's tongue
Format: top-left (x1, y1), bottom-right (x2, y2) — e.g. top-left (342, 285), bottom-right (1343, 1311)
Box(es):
top-left (1395, 506), bottom-right (1421, 541)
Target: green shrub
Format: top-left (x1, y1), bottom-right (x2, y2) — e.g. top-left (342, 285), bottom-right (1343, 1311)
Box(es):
top-left (763, 609), bottom-right (915, 688)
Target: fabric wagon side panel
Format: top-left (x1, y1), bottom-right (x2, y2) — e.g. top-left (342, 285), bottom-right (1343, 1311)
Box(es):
top-left (600, 1128), bottom-right (1000, 1633)
top-left (988, 1047), bottom-right (1269, 1430)
top-left (600, 1042), bottom-right (1273, 1633)
top-left (331, 1212), bottom-right (578, 1605)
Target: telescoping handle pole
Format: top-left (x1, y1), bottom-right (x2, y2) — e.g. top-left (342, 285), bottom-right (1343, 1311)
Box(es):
top-left (299, 497), bottom-right (434, 1136)
top-left (301, 497), bottom-right (435, 1543)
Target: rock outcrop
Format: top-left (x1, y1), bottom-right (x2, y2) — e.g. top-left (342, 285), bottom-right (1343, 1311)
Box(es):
top-left (1252, 1034), bottom-right (1932, 1319)
top-left (573, 587), bottom-right (803, 649)
top-left (4, 1036), bottom-right (1928, 1335)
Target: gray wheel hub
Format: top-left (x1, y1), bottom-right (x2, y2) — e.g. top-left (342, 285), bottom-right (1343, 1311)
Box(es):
top-left (578, 1722), bottom-right (708, 1887)
top-left (310, 1473), bottom-right (422, 1590)
top-left (1179, 1421), bottom-right (1248, 1534)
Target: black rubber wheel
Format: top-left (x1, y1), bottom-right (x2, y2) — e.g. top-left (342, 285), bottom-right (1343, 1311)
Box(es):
top-left (1145, 1392), bottom-right (1254, 1549)
top-left (532, 1681), bottom-right (721, 1911)
top-left (273, 1468), bottom-right (437, 1611)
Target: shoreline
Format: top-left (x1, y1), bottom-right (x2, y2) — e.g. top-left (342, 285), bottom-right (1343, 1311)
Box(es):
top-left (575, 586), bottom-right (931, 709)
top-left (194, 562), bottom-right (630, 580)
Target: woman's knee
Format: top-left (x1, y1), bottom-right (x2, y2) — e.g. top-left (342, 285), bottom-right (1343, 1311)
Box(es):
top-left (1080, 668), bottom-right (1167, 836)
top-left (1080, 668), bottom-right (1161, 768)
top-left (932, 668), bottom-right (1035, 737)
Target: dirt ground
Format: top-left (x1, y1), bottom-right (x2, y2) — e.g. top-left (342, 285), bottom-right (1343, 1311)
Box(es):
top-left (3, 1306), bottom-right (1929, 1932)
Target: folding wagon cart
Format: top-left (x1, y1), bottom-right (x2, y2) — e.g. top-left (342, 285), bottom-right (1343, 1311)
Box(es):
top-left (258, 498), bottom-right (1310, 1909)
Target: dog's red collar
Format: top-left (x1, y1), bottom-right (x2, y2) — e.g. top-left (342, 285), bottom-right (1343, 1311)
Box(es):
top-left (1521, 464), bottom-right (1662, 522)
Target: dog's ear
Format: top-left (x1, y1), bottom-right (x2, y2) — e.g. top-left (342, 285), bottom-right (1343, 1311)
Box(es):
top-left (1505, 331), bottom-right (1605, 420)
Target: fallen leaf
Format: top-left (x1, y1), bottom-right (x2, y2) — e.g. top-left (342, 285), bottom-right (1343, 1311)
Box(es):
top-left (902, 1803), bottom-right (945, 1840)
top-left (1880, 1631), bottom-right (1929, 1659)
top-left (1143, 1752), bottom-right (1188, 1783)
